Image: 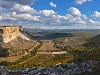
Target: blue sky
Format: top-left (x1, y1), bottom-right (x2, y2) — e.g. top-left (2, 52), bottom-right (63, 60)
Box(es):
top-left (32, 0), bottom-right (99, 17)
top-left (0, 0), bottom-right (100, 29)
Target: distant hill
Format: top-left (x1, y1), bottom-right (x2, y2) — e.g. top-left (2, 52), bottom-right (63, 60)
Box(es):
top-left (74, 34), bottom-right (100, 62)
top-left (33, 33), bottom-right (74, 40)
top-left (83, 34), bottom-right (100, 48)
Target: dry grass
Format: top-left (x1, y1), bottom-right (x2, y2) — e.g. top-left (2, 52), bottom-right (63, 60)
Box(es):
top-left (2, 37), bottom-right (36, 53)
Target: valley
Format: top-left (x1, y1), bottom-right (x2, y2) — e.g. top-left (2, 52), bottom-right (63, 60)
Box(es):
top-left (0, 28), bottom-right (100, 75)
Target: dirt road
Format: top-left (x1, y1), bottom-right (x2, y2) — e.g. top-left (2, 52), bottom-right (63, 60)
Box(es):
top-left (0, 42), bottom-right (40, 62)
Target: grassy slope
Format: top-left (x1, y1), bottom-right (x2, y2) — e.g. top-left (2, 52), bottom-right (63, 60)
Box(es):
top-left (74, 34), bottom-right (100, 62)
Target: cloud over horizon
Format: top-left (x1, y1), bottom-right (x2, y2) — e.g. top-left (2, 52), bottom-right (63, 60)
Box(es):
top-left (0, 0), bottom-right (100, 29)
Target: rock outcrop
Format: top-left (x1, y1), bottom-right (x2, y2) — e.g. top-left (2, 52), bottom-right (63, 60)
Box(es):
top-left (0, 26), bottom-right (30, 43)
top-left (0, 26), bottom-right (36, 57)
top-left (0, 60), bottom-right (99, 75)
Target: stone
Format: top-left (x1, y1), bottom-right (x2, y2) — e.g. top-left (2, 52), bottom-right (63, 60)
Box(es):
top-left (0, 26), bottom-right (30, 43)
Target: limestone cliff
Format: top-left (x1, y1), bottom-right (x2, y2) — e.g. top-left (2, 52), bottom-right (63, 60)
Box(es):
top-left (0, 26), bottom-right (36, 57)
top-left (0, 26), bottom-right (30, 43)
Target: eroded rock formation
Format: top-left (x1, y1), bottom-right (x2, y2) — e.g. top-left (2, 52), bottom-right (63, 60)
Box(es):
top-left (0, 26), bottom-right (36, 57)
top-left (0, 26), bottom-right (30, 43)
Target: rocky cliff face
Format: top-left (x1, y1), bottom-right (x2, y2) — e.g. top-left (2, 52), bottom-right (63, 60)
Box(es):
top-left (2, 32), bottom-right (30, 43)
top-left (0, 26), bottom-right (36, 57)
top-left (2, 37), bottom-right (36, 56)
top-left (1, 26), bottom-right (30, 43)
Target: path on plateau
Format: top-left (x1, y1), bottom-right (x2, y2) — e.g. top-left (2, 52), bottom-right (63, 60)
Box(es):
top-left (16, 40), bottom-right (67, 65)
top-left (37, 40), bottom-right (67, 54)
top-left (17, 43), bottom-right (41, 65)
top-left (0, 42), bottom-right (39, 62)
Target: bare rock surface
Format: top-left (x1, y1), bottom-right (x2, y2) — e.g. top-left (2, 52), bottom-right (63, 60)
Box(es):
top-left (0, 60), bottom-right (99, 75)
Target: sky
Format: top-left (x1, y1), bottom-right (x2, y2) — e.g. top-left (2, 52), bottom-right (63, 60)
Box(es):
top-left (0, 0), bottom-right (100, 29)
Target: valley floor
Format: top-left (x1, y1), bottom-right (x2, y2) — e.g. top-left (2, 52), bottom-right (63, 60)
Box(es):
top-left (37, 40), bottom-right (67, 54)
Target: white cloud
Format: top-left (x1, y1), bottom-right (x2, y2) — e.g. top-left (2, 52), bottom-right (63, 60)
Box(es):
top-left (0, 0), bottom-right (36, 16)
top-left (0, 11), bottom-right (40, 23)
top-left (39, 10), bottom-right (56, 17)
top-left (68, 7), bottom-right (88, 24)
top-left (0, 16), bottom-right (3, 20)
top-left (38, 9), bottom-right (86, 26)
top-left (68, 7), bottom-right (81, 17)
top-left (0, 14), bottom-right (16, 21)
top-left (89, 19), bottom-right (100, 25)
top-left (74, 17), bottom-right (86, 24)
top-left (50, 2), bottom-right (56, 8)
top-left (81, 14), bottom-right (88, 20)
top-left (0, 0), bottom-right (100, 29)
top-left (75, 0), bottom-right (92, 5)
top-left (10, 4), bottom-right (36, 14)
top-left (10, 12), bottom-right (40, 21)
top-left (92, 11), bottom-right (100, 18)
top-left (0, 7), bottom-right (87, 28)
top-left (89, 19), bottom-right (95, 24)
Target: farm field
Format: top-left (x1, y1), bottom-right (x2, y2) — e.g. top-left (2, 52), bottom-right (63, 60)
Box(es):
top-left (37, 40), bottom-right (67, 54)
